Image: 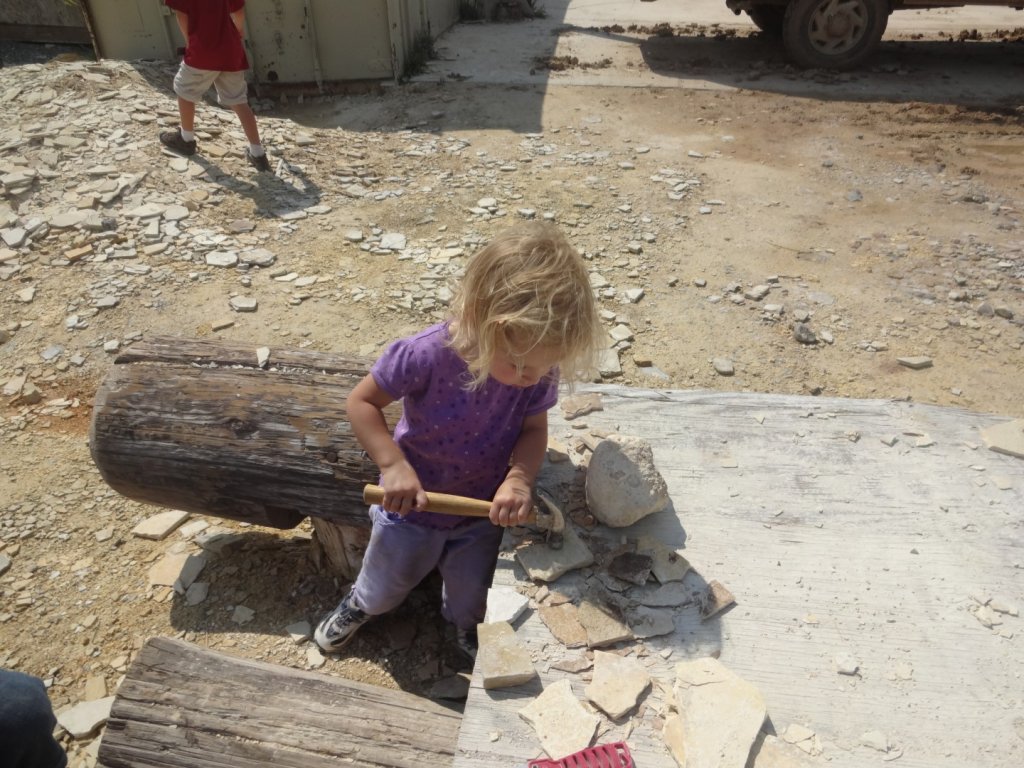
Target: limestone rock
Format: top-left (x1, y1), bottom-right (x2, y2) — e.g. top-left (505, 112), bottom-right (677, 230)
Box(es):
top-left (519, 679), bottom-right (599, 759)
top-left (56, 696), bottom-right (116, 739)
top-left (980, 419), bottom-right (1024, 460)
top-left (627, 605), bottom-right (676, 638)
top-left (131, 510), bottom-right (190, 540)
top-left (577, 597), bottom-right (633, 648)
top-left (485, 587), bottom-right (530, 624)
top-left (515, 525), bottom-right (593, 582)
top-left (585, 650), bottom-right (650, 719)
top-left (585, 435), bottom-right (669, 527)
top-left (478, 621), bottom-right (536, 690)
top-left (538, 603), bottom-right (588, 648)
top-left (664, 658), bottom-right (767, 768)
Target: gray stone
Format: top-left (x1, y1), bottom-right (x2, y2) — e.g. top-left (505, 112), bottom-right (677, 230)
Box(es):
top-left (515, 525), bottom-right (593, 582)
top-left (664, 658), bottom-right (767, 768)
top-left (980, 419), bottom-right (1024, 460)
top-left (380, 232), bottom-right (406, 250)
top-left (577, 597), bottom-right (633, 648)
top-left (713, 358), bottom-right (734, 376)
top-left (585, 651), bottom-right (650, 719)
top-left (232, 605), bottom-right (255, 625)
top-left (485, 587), bottom-right (530, 624)
top-left (206, 250), bottom-right (238, 267)
top-left (745, 284), bottom-right (770, 301)
top-left (897, 355), bottom-right (933, 370)
top-left (478, 621), bottom-right (536, 690)
top-left (429, 673), bottom-right (470, 700)
top-left (627, 606), bottom-right (676, 638)
top-left (56, 696), bottom-right (115, 739)
top-left (239, 248), bottom-right (276, 267)
top-left (0, 553), bottom-right (10, 576)
top-left (596, 347), bottom-right (621, 377)
top-left (700, 580), bottom-right (736, 620)
top-left (286, 620), bottom-right (312, 643)
top-left (607, 552), bottom-right (652, 585)
top-left (538, 603), bottom-right (588, 648)
top-left (518, 679), bottom-right (600, 759)
top-left (637, 582), bottom-right (690, 608)
top-left (793, 323), bottom-right (817, 344)
top-left (560, 392), bottom-right (603, 420)
top-left (132, 510), bottom-right (189, 540)
top-left (184, 581), bottom-right (208, 606)
top-left (586, 435), bottom-right (669, 527)
top-left (229, 296), bottom-right (258, 312)
top-left (637, 536), bottom-right (691, 583)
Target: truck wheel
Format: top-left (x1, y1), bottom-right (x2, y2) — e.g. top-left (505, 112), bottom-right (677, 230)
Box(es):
top-left (782, 0), bottom-right (889, 69)
top-left (746, 5), bottom-right (786, 37)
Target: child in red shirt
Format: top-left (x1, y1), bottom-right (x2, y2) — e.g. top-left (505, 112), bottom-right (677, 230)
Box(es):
top-left (159, 0), bottom-right (271, 172)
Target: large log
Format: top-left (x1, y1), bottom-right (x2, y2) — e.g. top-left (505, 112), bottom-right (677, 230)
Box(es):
top-left (97, 637), bottom-right (461, 768)
top-left (89, 336), bottom-right (397, 531)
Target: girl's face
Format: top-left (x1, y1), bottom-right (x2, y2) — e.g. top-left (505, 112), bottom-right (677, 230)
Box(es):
top-left (489, 344), bottom-right (560, 388)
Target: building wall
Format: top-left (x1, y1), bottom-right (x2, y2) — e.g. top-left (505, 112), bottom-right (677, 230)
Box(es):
top-left (83, 0), bottom-right (460, 85)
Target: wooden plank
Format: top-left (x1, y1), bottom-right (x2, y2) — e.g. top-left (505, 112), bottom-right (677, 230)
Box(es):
top-left (98, 637), bottom-right (461, 768)
top-left (455, 387), bottom-right (1024, 768)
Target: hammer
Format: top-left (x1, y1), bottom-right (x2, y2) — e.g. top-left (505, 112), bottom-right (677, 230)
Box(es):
top-left (362, 484), bottom-right (566, 549)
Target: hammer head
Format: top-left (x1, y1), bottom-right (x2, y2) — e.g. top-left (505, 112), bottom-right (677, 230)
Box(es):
top-left (532, 487), bottom-right (566, 550)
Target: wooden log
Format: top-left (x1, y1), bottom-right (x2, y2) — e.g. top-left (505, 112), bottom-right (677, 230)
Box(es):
top-left (89, 336), bottom-right (397, 532)
top-left (97, 637), bottom-right (461, 768)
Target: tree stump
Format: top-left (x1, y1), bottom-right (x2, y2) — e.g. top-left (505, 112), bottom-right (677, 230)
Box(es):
top-left (89, 336), bottom-right (398, 580)
top-left (97, 637), bottom-right (461, 768)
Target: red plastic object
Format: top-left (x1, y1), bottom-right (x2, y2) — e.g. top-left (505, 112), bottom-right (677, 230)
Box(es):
top-left (527, 742), bottom-right (634, 768)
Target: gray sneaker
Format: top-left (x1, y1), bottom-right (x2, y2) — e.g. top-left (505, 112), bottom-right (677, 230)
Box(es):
top-left (314, 594), bottom-right (370, 652)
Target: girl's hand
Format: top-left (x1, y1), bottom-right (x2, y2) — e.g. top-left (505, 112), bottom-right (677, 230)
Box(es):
top-left (379, 461), bottom-right (427, 516)
top-left (490, 477), bottom-right (535, 527)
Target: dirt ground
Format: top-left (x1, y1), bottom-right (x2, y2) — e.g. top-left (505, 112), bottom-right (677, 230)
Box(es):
top-left (1, 11), bottom-right (1023, 766)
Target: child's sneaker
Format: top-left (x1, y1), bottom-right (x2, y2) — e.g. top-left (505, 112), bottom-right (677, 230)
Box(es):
top-left (246, 148), bottom-right (272, 172)
top-left (314, 594), bottom-right (369, 653)
top-left (159, 130), bottom-right (196, 157)
top-left (455, 627), bottom-right (478, 661)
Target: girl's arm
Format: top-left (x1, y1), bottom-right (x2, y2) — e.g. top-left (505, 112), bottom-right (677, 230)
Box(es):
top-left (346, 374), bottom-right (427, 515)
top-left (490, 411), bottom-right (548, 527)
top-left (230, 9), bottom-right (245, 37)
top-left (173, 10), bottom-right (188, 42)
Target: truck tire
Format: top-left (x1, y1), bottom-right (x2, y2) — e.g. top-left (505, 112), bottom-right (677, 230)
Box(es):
top-left (782, 0), bottom-right (889, 69)
top-left (746, 5), bottom-right (786, 37)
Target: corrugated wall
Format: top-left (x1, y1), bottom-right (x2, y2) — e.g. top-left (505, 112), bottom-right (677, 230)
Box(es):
top-left (82, 0), bottom-right (460, 86)
top-left (0, 0), bottom-right (89, 43)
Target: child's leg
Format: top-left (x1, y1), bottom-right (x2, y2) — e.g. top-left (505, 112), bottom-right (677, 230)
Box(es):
top-left (350, 507), bottom-right (448, 616)
top-left (230, 102), bottom-right (262, 146)
top-left (177, 97), bottom-right (196, 134)
top-left (436, 520), bottom-right (504, 629)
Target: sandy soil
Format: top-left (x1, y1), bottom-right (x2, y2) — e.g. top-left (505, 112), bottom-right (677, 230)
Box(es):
top-left (0, 11), bottom-right (1022, 765)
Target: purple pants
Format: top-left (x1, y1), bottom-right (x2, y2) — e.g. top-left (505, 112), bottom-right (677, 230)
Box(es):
top-left (350, 505), bottom-right (504, 630)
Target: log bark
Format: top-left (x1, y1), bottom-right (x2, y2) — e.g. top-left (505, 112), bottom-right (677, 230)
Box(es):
top-left (89, 336), bottom-right (398, 532)
top-left (97, 637), bottom-right (461, 768)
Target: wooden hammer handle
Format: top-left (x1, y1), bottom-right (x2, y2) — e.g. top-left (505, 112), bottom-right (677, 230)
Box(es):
top-left (363, 484), bottom-right (492, 517)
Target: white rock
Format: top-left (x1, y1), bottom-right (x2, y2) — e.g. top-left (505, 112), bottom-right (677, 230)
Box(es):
top-left (485, 587), bottom-right (530, 625)
top-left (56, 696), bottom-right (116, 739)
top-left (131, 510), bottom-right (189, 540)
top-left (586, 435), bottom-right (669, 527)
top-left (519, 679), bottom-right (599, 759)
top-left (585, 651), bottom-right (650, 718)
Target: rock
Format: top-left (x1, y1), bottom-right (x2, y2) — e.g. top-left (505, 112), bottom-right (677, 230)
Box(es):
top-left (379, 232), bottom-right (406, 250)
top-left (834, 652), bottom-right (859, 675)
top-left (607, 552), bottom-right (652, 585)
top-left (596, 348), bottom-right (622, 377)
top-left (205, 250), bottom-right (238, 267)
top-left (229, 296), bottom-right (258, 312)
top-left (585, 651), bottom-right (650, 719)
top-left (577, 597), bottom-right (633, 648)
top-left (538, 603), bottom-right (589, 648)
top-left (286, 620), bottom-right (312, 643)
top-left (515, 525), bottom-right (593, 582)
top-left (519, 679), bottom-right (600, 759)
top-left (585, 435), bottom-right (669, 528)
top-left (477, 621), bottom-right (536, 690)
top-left (637, 582), bottom-right (690, 608)
top-left (793, 323), bottom-right (817, 344)
top-left (184, 581), bottom-right (208, 606)
top-left (0, 553), bottom-right (10, 576)
top-left (560, 392), bottom-right (603, 420)
top-left (306, 645), bottom-right (326, 669)
top-left (231, 605), bottom-right (255, 625)
top-left (713, 358), bottom-right (734, 376)
top-left (700, 580), bottom-right (736, 620)
top-left (429, 673), bottom-right (470, 700)
top-left (56, 696), bottom-right (115, 739)
top-left (147, 552), bottom-right (205, 590)
top-left (980, 419), bottom-right (1024, 460)
top-left (897, 355), bottom-right (933, 370)
top-left (637, 536), bottom-right (691, 583)
top-left (131, 510), bottom-right (189, 540)
top-left (83, 675), bottom-right (107, 701)
top-left (627, 605), bottom-right (676, 638)
top-left (860, 730), bottom-right (890, 752)
top-left (485, 587), bottom-right (530, 625)
top-left (745, 285), bottom-right (770, 301)
top-left (664, 658), bottom-right (767, 768)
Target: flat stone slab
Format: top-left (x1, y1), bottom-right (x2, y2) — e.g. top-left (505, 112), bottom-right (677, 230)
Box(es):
top-left (585, 650), bottom-right (650, 719)
top-left (538, 603), bottom-right (588, 648)
top-left (664, 658), bottom-right (767, 768)
top-left (57, 696), bottom-right (116, 739)
top-left (515, 525), bottom-right (593, 582)
top-left (577, 597), bottom-right (633, 648)
top-left (131, 510), bottom-right (190, 540)
top-left (477, 621), bottom-right (536, 690)
top-left (980, 419), bottom-right (1024, 460)
top-left (518, 679), bottom-right (600, 759)
top-left (485, 587), bottom-right (530, 625)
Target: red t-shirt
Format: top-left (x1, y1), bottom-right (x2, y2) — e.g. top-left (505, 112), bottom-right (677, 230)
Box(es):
top-left (166, 0), bottom-right (248, 72)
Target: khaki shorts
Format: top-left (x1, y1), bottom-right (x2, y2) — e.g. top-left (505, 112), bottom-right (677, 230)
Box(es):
top-left (173, 62), bottom-right (249, 106)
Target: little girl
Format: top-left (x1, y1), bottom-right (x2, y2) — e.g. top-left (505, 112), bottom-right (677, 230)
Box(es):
top-left (314, 224), bottom-right (601, 657)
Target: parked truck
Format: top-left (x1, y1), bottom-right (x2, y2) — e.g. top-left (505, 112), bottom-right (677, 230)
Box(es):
top-left (726, 0), bottom-right (1023, 68)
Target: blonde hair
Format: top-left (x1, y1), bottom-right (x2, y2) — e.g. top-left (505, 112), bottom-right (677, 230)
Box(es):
top-left (449, 224), bottom-right (601, 389)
